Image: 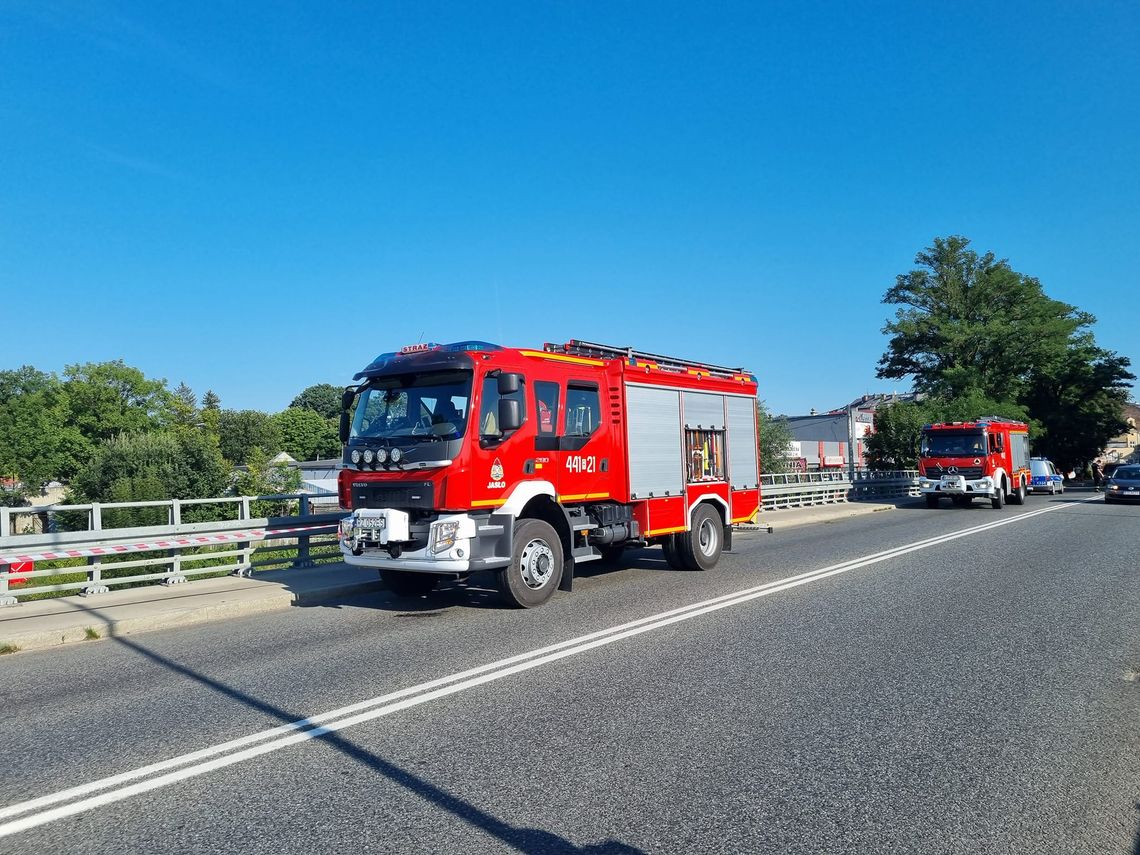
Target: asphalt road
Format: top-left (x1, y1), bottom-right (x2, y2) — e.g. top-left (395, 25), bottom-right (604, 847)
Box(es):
top-left (1, 491), bottom-right (1137, 854)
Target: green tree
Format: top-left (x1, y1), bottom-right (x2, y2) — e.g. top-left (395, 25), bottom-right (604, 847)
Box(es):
top-left (757, 402), bottom-right (795, 474)
top-left (1022, 340), bottom-right (1133, 471)
top-left (877, 236), bottom-right (1090, 401)
top-left (69, 431), bottom-right (229, 527)
top-left (0, 366), bottom-right (89, 484)
top-left (234, 446), bottom-right (303, 517)
top-left (63, 360), bottom-right (173, 442)
top-left (273, 407), bottom-right (341, 461)
top-left (877, 236), bottom-right (1132, 468)
top-left (200, 390), bottom-right (221, 437)
top-left (217, 409), bottom-right (281, 465)
top-left (169, 381), bottom-right (200, 428)
top-left (289, 384), bottom-right (343, 420)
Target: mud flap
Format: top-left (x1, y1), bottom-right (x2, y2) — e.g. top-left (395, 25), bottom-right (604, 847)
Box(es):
top-left (558, 557), bottom-right (574, 592)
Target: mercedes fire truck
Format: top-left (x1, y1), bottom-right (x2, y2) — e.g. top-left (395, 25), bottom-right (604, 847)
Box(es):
top-left (917, 417), bottom-right (1031, 509)
top-left (336, 339), bottom-right (761, 607)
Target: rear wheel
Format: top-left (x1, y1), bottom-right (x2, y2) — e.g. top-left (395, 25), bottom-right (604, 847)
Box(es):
top-left (678, 504), bottom-right (723, 571)
top-left (991, 481), bottom-right (1006, 510)
top-left (496, 518), bottom-right (563, 608)
top-left (925, 494), bottom-right (940, 509)
top-left (1009, 477), bottom-right (1027, 505)
top-left (379, 569), bottom-right (438, 598)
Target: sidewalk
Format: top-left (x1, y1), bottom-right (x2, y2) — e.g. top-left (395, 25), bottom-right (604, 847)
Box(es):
top-left (0, 499), bottom-right (919, 655)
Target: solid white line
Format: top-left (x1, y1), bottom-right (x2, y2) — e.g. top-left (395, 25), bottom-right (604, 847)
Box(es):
top-left (0, 498), bottom-right (1090, 838)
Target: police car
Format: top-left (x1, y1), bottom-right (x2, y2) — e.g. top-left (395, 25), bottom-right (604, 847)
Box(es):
top-left (1028, 457), bottom-right (1064, 495)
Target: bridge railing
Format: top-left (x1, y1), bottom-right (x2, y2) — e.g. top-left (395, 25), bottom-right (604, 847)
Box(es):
top-left (760, 469), bottom-right (920, 509)
top-left (0, 493), bottom-right (345, 605)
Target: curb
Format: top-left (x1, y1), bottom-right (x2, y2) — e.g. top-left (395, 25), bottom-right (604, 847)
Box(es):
top-left (0, 577), bottom-right (385, 655)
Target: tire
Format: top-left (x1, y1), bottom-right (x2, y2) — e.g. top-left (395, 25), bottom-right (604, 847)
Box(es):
top-left (661, 535), bottom-right (688, 570)
top-left (925, 494), bottom-right (940, 509)
top-left (1009, 478), bottom-right (1027, 505)
top-left (991, 481), bottom-right (1005, 510)
top-left (496, 518), bottom-right (563, 608)
top-left (379, 569), bottom-right (439, 598)
top-left (677, 504), bottom-right (723, 571)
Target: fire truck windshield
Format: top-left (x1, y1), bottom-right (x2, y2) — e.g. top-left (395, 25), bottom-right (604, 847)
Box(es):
top-left (350, 370), bottom-right (472, 440)
top-left (920, 431), bottom-right (986, 457)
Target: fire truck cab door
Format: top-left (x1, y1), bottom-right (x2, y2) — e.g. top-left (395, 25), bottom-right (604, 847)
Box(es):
top-left (533, 380), bottom-right (611, 503)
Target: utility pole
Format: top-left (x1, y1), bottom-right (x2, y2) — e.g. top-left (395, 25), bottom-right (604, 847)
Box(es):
top-left (847, 401), bottom-right (857, 483)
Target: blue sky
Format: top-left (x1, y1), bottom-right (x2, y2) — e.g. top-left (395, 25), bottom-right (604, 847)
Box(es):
top-left (2, 1), bottom-right (1137, 415)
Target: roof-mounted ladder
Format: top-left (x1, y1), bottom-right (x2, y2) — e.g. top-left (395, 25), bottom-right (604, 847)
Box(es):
top-left (543, 339), bottom-right (748, 378)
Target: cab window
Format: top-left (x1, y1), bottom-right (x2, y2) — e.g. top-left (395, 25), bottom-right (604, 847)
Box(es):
top-left (479, 376), bottom-right (526, 436)
top-left (534, 381), bottom-right (560, 436)
top-left (564, 384), bottom-right (600, 437)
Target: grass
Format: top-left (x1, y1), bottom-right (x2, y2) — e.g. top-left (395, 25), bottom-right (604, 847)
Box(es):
top-left (0, 643), bottom-right (20, 655)
top-left (84, 627), bottom-right (101, 640)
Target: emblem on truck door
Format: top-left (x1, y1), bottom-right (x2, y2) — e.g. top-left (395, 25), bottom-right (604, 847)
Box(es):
top-left (488, 458), bottom-right (506, 489)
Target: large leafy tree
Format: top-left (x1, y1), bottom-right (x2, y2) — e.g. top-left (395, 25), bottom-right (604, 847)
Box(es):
top-left (69, 430), bottom-right (229, 526)
top-left (273, 408), bottom-right (341, 461)
top-left (1021, 339), bottom-right (1134, 471)
top-left (877, 236), bottom-right (1132, 468)
top-left (217, 409), bottom-right (281, 466)
top-left (289, 384), bottom-right (343, 420)
top-left (877, 236), bottom-right (1090, 401)
top-left (63, 360), bottom-right (173, 442)
top-left (0, 366), bottom-right (89, 484)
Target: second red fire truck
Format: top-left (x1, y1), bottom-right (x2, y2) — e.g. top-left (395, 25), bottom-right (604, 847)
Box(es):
top-left (336, 339), bottom-right (761, 607)
top-left (917, 417), bottom-right (1032, 509)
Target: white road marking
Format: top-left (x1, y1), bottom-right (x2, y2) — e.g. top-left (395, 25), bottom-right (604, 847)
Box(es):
top-left (0, 499), bottom-right (1091, 838)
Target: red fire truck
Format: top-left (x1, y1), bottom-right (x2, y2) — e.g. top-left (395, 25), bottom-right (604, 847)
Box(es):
top-left (336, 339), bottom-right (761, 607)
top-left (917, 417), bottom-right (1031, 509)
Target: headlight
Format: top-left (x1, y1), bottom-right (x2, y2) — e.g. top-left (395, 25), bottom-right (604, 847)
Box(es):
top-left (350, 449), bottom-right (362, 464)
top-left (390, 447), bottom-right (403, 464)
top-left (1108, 484), bottom-right (1120, 491)
top-left (430, 520), bottom-right (460, 554)
top-left (363, 449), bottom-right (374, 464)
top-left (339, 517), bottom-right (354, 539)
top-left (376, 448), bottom-right (389, 464)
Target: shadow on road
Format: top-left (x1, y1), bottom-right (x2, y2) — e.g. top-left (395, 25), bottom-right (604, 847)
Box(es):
top-left (56, 599), bottom-right (645, 854)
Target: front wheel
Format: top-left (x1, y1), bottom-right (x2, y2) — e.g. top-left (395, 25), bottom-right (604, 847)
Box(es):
top-left (496, 518), bottom-right (564, 608)
top-left (678, 504), bottom-right (723, 571)
top-left (991, 482), bottom-right (1006, 510)
top-left (379, 569), bottom-right (439, 598)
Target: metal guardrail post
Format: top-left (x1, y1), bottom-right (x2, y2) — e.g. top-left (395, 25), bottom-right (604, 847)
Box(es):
top-left (82, 503), bottom-right (109, 596)
top-left (233, 497), bottom-right (254, 577)
top-left (293, 495), bottom-right (313, 569)
top-left (163, 499), bottom-right (187, 586)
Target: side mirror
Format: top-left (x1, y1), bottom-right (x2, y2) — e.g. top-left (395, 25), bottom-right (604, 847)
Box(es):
top-left (339, 411), bottom-right (350, 443)
top-left (341, 387), bottom-right (357, 410)
top-left (497, 373), bottom-right (522, 395)
top-left (498, 399), bottom-right (522, 432)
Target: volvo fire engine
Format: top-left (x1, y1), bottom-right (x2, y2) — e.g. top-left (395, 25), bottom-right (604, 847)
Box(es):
top-left (917, 417), bottom-right (1031, 509)
top-left (336, 339), bottom-right (761, 607)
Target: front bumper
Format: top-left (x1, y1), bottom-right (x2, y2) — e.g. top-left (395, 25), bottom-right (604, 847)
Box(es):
top-left (338, 509), bottom-right (512, 574)
top-left (919, 475), bottom-right (995, 496)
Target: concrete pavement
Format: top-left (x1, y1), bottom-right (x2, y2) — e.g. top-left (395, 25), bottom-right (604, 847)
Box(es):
top-left (0, 498), bottom-right (918, 654)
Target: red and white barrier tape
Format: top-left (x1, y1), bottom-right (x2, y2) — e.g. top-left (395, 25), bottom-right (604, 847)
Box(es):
top-left (0, 523), bottom-right (338, 566)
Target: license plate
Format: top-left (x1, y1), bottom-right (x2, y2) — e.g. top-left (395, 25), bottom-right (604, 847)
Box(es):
top-left (1126, 490), bottom-right (1138, 495)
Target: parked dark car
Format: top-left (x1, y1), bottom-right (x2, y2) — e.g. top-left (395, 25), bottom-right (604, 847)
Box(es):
top-left (1103, 464), bottom-right (1140, 503)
